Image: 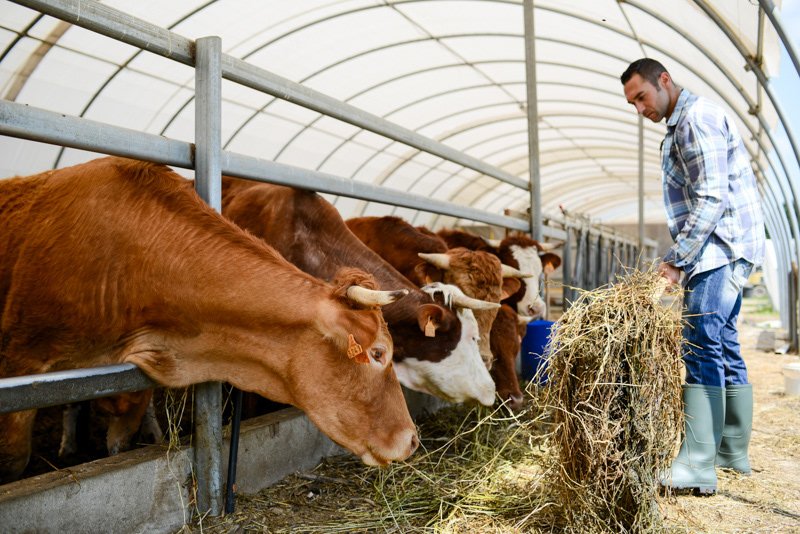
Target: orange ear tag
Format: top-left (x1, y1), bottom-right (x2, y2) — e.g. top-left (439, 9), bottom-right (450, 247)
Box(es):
top-left (347, 334), bottom-right (369, 364)
top-left (424, 317), bottom-right (437, 338)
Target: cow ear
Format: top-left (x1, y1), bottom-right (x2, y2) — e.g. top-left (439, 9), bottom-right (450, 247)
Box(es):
top-left (500, 277), bottom-right (521, 300)
top-left (540, 253), bottom-right (561, 274)
top-left (417, 303), bottom-right (445, 337)
top-left (413, 263), bottom-right (443, 286)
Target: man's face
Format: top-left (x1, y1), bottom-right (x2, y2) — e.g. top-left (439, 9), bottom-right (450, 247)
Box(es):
top-left (623, 72), bottom-right (670, 123)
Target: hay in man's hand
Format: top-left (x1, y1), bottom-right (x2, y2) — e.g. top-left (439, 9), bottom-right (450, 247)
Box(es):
top-left (537, 269), bottom-right (684, 533)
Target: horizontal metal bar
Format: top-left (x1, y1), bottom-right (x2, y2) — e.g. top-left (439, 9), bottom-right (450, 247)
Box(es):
top-left (11, 0), bottom-right (528, 190)
top-left (0, 100), bottom-right (193, 167)
top-left (0, 100), bottom-right (530, 231)
top-left (221, 151), bottom-right (530, 232)
top-left (0, 364), bottom-right (157, 414)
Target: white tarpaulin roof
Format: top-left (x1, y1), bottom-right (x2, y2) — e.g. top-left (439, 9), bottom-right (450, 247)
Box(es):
top-left (0, 0), bottom-right (794, 229)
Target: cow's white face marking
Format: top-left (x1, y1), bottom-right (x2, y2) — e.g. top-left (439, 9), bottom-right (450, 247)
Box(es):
top-left (393, 307), bottom-right (496, 406)
top-left (511, 245), bottom-right (546, 319)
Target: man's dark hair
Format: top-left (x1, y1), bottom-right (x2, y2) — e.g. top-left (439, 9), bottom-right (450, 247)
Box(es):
top-left (620, 58), bottom-right (668, 86)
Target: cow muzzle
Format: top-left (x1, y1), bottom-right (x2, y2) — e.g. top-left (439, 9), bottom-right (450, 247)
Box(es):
top-left (361, 429), bottom-right (419, 466)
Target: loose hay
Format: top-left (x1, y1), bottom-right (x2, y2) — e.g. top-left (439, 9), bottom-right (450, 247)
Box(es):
top-left (179, 269), bottom-right (685, 533)
top-left (537, 269), bottom-right (684, 532)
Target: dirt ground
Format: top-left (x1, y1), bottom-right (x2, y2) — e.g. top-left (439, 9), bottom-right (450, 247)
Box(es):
top-left (660, 296), bottom-right (800, 533)
top-left (178, 294), bottom-right (800, 533)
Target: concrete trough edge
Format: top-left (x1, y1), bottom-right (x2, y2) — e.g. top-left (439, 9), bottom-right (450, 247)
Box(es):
top-left (0, 389), bottom-right (445, 533)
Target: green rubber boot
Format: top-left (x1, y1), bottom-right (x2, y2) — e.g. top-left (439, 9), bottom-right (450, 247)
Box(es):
top-left (661, 384), bottom-right (725, 495)
top-left (716, 384), bottom-right (753, 475)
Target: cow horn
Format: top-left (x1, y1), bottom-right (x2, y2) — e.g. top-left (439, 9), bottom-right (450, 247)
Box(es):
top-left (501, 263), bottom-right (531, 278)
top-left (346, 286), bottom-right (409, 307)
top-left (484, 237), bottom-right (502, 247)
top-left (452, 293), bottom-right (501, 311)
top-left (418, 252), bottom-right (450, 270)
top-left (538, 241), bottom-right (561, 251)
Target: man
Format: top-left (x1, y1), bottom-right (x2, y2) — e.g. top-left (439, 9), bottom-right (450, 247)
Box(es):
top-left (621, 58), bottom-right (765, 494)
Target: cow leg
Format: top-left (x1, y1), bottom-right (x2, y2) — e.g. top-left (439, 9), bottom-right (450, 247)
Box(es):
top-left (139, 395), bottom-right (163, 445)
top-left (58, 403), bottom-right (82, 458)
top-left (0, 410), bottom-right (37, 483)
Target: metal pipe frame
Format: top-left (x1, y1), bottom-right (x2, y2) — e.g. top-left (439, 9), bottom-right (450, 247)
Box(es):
top-left (193, 36), bottom-right (224, 516)
top-left (524, 0), bottom-right (543, 241)
top-left (0, 364), bottom-right (156, 414)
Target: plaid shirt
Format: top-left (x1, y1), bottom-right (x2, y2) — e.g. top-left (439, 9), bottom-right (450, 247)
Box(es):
top-left (661, 89), bottom-right (765, 280)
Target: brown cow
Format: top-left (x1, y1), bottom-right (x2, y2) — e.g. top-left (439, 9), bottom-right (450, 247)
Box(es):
top-left (489, 305), bottom-right (529, 411)
top-left (346, 216), bottom-right (529, 410)
top-left (346, 216), bottom-right (524, 369)
top-left (437, 229), bottom-right (561, 319)
top-left (220, 177), bottom-right (497, 406)
top-left (0, 157), bottom-right (417, 483)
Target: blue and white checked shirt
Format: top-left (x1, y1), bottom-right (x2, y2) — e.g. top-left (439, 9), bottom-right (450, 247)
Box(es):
top-left (661, 89), bottom-right (765, 280)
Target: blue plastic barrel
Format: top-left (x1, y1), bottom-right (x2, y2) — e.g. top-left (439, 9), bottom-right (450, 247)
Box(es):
top-left (521, 319), bottom-right (556, 384)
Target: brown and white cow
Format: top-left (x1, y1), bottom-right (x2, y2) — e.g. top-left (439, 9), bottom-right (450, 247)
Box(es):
top-left (220, 178), bottom-right (497, 406)
top-left (345, 216), bottom-right (524, 370)
top-left (0, 157), bottom-right (417, 483)
top-left (437, 229), bottom-right (561, 320)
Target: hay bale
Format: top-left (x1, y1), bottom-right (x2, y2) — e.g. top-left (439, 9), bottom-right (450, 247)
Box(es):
top-left (537, 269), bottom-right (684, 532)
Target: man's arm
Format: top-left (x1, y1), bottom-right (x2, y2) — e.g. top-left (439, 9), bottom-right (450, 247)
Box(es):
top-left (665, 111), bottom-right (729, 269)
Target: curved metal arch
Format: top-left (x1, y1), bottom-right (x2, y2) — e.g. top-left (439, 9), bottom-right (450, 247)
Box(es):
top-left (325, 78), bottom-right (661, 211)
top-left (370, 103), bottom-right (664, 201)
top-left (376, 107), bottom-right (664, 203)
top-left (217, 6), bottom-right (650, 160)
top-left (0, 13), bottom-right (46, 62)
top-left (182, 12), bottom-right (674, 201)
top-left (47, 1), bottom-right (219, 168)
top-left (363, 108), bottom-right (662, 194)
top-left (236, 55), bottom-right (654, 174)
top-left (4, 0), bottom-right (794, 264)
top-left (570, 189), bottom-right (663, 218)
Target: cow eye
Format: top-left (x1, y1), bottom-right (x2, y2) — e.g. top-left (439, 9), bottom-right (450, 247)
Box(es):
top-left (369, 346), bottom-right (386, 363)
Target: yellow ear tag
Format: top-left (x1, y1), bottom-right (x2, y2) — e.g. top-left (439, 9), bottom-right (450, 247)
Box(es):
top-left (347, 334), bottom-right (368, 364)
top-left (424, 317), bottom-right (437, 338)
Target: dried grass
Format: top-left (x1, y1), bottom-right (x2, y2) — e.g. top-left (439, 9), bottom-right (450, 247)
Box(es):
top-left (535, 269), bottom-right (684, 532)
top-left (178, 269), bottom-right (686, 533)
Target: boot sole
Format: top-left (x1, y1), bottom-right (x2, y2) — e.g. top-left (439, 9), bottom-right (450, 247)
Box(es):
top-left (660, 485), bottom-right (717, 496)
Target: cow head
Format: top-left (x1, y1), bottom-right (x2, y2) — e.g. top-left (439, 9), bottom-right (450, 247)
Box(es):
top-left (498, 235), bottom-right (561, 320)
top-left (418, 249), bottom-right (526, 370)
top-left (390, 282), bottom-right (498, 406)
top-left (301, 268), bottom-right (418, 465)
top-left (126, 268), bottom-right (418, 467)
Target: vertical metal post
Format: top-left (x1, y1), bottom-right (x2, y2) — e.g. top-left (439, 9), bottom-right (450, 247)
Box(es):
top-left (574, 227), bottom-right (586, 291)
top-left (638, 114), bottom-right (645, 268)
top-left (523, 0), bottom-right (542, 242)
top-left (562, 226), bottom-right (573, 308)
top-left (194, 35), bottom-right (223, 516)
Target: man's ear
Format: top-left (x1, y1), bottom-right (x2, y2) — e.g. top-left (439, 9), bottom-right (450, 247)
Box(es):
top-left (659, 71), bottom-right (670, 89)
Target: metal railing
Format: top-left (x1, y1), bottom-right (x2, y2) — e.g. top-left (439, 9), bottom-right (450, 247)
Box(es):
top-left (0, 0), bottom-right (648, 516)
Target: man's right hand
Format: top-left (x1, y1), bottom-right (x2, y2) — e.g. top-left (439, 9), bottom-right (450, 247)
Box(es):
top-left (658, 261), bottom-right (681, 285)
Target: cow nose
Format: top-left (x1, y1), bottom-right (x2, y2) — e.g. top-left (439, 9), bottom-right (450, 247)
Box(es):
top-left (527, 304), bottom-right (543, 319)
top-left (409, 433), bottom-right (420, 455)
top-left (508, 393), bottom-right (525, 412)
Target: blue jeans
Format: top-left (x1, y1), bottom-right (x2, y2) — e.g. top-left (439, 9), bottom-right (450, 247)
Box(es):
top-left (682, 259), bottom-right (752, 387)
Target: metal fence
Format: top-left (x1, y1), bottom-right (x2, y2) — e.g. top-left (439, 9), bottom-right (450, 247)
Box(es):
top-left (0, 0), bottom-right (649, 516)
